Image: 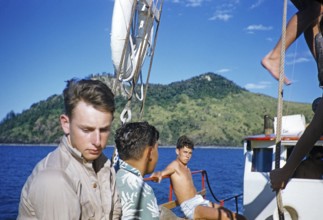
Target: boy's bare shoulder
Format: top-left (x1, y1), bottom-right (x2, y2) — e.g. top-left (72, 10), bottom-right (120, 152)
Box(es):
top-left (168, 159), bottom-right (179, 167)
top-left (165, 160), bottom-right (179, 170)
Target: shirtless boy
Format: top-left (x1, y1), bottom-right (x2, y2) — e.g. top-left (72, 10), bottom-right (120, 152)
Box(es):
top-left (151, 135), bottom-right (246, 220)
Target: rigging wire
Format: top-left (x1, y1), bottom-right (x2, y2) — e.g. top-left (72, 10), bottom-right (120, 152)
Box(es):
top-left (284, 39), bottom-right (299, 115)
top-left (140, 0), bottom-right (165, 120)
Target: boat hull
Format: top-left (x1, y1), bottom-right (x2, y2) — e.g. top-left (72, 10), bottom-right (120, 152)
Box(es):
top-left (243, 134), bottom-right (323, 219)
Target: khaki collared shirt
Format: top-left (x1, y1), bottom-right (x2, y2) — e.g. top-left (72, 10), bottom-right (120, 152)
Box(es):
top-left (18, 136), bottom-right (122, 220)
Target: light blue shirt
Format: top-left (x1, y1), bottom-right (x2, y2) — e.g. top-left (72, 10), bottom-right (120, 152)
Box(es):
top-left (116, 160), bottom-right (160, 220)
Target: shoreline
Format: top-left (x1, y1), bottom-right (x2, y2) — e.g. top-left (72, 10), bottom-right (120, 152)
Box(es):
top-left (0, 143), bottom-right (58, 147)
top-left (0, 143), bottom-right (242, 149)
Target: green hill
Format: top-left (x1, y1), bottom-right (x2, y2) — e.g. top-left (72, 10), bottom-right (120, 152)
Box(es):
top-left (0, 72), bottom-right (314, 146)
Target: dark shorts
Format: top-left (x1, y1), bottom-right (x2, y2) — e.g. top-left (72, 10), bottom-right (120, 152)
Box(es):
top-left (291, 0), bottom-right (322, 10)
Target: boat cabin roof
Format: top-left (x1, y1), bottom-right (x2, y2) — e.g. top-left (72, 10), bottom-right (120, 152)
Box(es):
top-left (244, 134), bottom-right (323, 142)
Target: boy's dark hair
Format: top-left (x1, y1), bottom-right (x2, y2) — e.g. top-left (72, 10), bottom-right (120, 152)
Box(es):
top-left (176, 135), bottom-right (194, 150)
top-left (115, 122), bottom-right (159, 161)
top-left (63, 78), bottom-right (115, 118)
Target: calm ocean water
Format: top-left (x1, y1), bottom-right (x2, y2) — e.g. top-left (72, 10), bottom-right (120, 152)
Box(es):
top-left (0, 145), bottom-right (244, 220)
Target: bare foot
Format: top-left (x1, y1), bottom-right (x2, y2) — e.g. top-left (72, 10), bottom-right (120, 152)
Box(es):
top-left (261, 52), bottom-right (291, 85)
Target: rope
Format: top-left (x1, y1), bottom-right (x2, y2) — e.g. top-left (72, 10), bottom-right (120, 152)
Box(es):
top-left (111, 1), bottom-right (138, 169)
top-left (111, 0), bottom-right (164, 166)
top-left (112, 0), bottom-right (164, 123)
top-left (140, 0), bottom-right (165, 119)
top-left (275, 0), bottom-right (288, 219)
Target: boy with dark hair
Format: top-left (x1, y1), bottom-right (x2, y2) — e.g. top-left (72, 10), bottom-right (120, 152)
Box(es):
top-left (151, 135), bottom-right (246, 220)
top-left (115, 121), bottom-right (160, 219)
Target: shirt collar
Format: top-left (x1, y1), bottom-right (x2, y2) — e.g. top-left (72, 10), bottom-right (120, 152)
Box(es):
top-left (119, 159), bottom-right (142, 178)
top-left (60, 135), bottom-right (92, 166)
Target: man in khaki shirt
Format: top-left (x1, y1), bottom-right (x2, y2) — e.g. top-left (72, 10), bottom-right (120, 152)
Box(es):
top-left (18, 79), bottom-right (122, 220)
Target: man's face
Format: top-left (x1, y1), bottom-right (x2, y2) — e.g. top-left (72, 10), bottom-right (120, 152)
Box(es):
top-left (176, 146), bottom-right (193, 165)
top-left (61, 101), bottom-right (113, 161)
top-left (146, 143), bottom-right (159, 175)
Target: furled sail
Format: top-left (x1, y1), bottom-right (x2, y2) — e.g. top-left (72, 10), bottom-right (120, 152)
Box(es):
top-left (110, 0), bottom-right (163, 124)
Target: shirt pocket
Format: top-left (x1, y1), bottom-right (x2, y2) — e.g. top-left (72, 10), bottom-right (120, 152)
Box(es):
top-left (79, 192), bottom-right (95, 219)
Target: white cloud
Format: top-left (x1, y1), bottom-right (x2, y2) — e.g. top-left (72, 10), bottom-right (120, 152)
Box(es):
top-left (249, 0), bottom-right (264, 9)
top-left (167, 0), bottom-right (239, 22)
top-left (208, 0), bottom-right (239, 22)
top-left (266, 37), bottom-right (273, 42)
top-left (286, 57), bottom-right (311, 65)
top-left (216, 68), bottom-right (231, 73)
top-left (284, 51), bottom-right (312, 66)
top-left (170, 0), bottom-right (206, 7)
top-left (209, 10), bottom-right (232, 21)
top-left (245, 24), bottom-right (273, 31)
top-left (245, 81), bottom-right (271, 90)
top-left (185, 0), bottom-right (203, 7)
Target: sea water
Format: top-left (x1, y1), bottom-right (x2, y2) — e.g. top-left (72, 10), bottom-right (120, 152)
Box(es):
top-left (0, 145), bottom-right (244, 219)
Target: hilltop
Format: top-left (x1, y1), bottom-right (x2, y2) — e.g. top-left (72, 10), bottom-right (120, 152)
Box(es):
top-left (0, 72), bottom-right (313, 146)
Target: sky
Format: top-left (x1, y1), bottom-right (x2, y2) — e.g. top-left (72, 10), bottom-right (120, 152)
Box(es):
top-left (1, 0), bottom-right (322, 121)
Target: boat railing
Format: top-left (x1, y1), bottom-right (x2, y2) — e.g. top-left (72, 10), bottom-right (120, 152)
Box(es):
top-left (144, 170), bottom-right (243, 213)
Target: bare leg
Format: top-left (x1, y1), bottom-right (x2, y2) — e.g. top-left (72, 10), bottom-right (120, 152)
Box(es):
top-left (261, 2), bottom-right (322, 85)
top-left (194, 205), bottom-right (227, 220)
top-left (193, 205), bottom-right (246, 220)
top-left (261, 13), bottom-right (299, 85)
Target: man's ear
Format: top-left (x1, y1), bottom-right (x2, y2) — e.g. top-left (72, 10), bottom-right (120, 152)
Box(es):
top-left (146, 147), bottom-right (153, 161)
top-left (60, 114), bottom-right (70, 135)
top-left (176, 148), bottom-right (179, 155)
